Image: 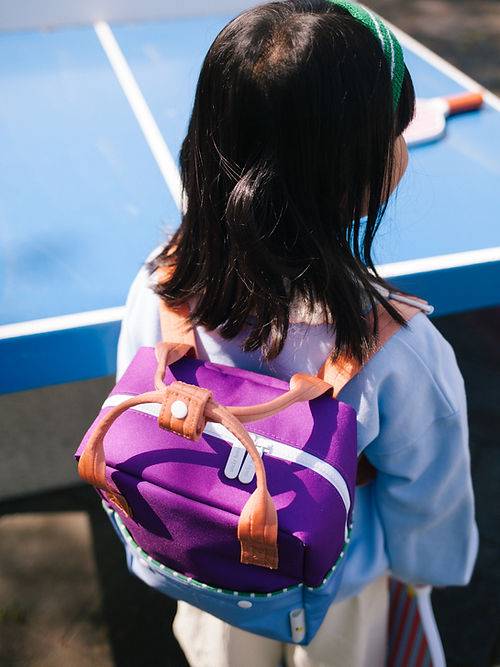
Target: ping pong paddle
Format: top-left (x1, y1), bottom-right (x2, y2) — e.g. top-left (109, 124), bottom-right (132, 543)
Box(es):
top-left (404, 91), bottom-right (484, 147)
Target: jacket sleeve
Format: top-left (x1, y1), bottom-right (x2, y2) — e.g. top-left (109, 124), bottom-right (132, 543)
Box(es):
top-left (116, 261), bottom-right (162, 379)
top-left (339, 313), bottom-right (478, 587)
top-left (369, 406), bottom-right (478, 586)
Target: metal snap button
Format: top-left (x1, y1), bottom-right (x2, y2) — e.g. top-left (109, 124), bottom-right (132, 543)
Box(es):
top-left (171, 400), bottom-right (188, 419)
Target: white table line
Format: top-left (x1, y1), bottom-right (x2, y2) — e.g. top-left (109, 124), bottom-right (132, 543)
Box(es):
top-left (94, 20), bottom-right (183, 211)
top-left (0, 307), bottom-right (126, 339)
top-left (377, 246), bottom-right (500, 277)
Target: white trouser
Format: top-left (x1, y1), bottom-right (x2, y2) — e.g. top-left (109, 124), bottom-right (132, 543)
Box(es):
top-left (173, 573), bottom-right (389, 667)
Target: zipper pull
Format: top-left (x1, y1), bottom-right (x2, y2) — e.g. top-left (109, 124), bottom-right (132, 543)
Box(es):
top-left (289, 609), bottom-right (306, 643)
top-left (238, 437), bottom-right (269, 484)
top-left (224, 444), bottom-right (246, 480)
top-left (238, 451), bottom-right (258, 484)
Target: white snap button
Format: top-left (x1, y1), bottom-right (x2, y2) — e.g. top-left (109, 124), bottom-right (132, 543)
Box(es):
top-left (237, 600), bottom-right (253, 609)
top-left (171, 400), bottom-right (188, 419)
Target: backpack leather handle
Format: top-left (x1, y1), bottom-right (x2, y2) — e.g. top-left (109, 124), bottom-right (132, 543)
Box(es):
top-left (78, 390), bottom-right (163, 518)
top-left (79, 348), bottom-right (334, 570)
top-left (155, 342), bottom-right (332, 422)
top-left (78, 383), bottom-right (280, 569)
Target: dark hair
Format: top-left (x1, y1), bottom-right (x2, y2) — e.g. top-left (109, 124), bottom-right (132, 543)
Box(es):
top-left (151, 0), bottom-right (415, 363)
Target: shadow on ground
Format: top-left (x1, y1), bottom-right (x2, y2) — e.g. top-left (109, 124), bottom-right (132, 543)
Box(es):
top-left (0, 486), bottom-right (189, 667)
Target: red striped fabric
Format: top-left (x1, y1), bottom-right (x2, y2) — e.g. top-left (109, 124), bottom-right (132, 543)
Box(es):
top-left (387, 579), bottom-right (434, 667)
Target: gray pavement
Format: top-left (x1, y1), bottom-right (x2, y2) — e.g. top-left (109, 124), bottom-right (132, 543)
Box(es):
top-left (1, 1), bottom-right (500, 665)
top-left (0, 487), bottom-right (188, 667)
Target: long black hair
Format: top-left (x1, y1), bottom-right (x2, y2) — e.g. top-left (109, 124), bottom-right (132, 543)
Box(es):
top-left (151, 0), bottom-right (415, 363)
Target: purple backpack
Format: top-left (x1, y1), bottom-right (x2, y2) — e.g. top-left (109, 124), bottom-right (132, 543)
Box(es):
top-left (75, 298), bottom-right (422, 644)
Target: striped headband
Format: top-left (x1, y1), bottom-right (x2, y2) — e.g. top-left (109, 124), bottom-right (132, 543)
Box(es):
top-left (330, 0), bottom-right (405, 109)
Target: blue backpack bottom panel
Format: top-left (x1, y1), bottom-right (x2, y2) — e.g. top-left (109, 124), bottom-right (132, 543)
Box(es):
top-left (105, 503), bottom-right (350, 645)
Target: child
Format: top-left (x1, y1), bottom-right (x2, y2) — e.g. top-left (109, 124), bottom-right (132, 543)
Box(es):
top-left (117, 1), bottom-right (478, 665)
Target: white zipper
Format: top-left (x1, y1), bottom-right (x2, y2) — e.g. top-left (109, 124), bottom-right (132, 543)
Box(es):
top-left (101, 395), bottom-right (352, 527)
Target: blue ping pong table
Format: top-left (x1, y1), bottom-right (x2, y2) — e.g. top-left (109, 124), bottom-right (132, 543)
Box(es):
top-left (1, 7), bottom-right (499, 394)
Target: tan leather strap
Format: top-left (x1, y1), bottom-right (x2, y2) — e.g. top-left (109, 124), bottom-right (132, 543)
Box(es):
top-left (78, 391), bottom-right (162, 518)
top-left (317, 300), bottom-right (427, 485)
top-left (157, 291), bottom-right (428, 396)
top-left (156, 264), bottom-right (198, 357)
top-left (80, 286), bottom-right (428, 568)
top-left (78, 382), bottom-right (284, 569)
top-left (157, 294), bottom-right (428, 490)
top-left (155, 260), bottom-right (428, 390)
top-left (79, 362), bottom-right (332, 568)
top-left (227, 373), bottom-right (332, 423)
top-left (159, 381), bottom-right (213, 440)
top-left (317, 300), bottom-right (426, 397)
top-left (155, 342), bottom-right (194, 390)
top-left (204, 399), bottom-right (278, 569)
top-left (159, 300), bottom-right (197, 356)
top-left (155, 347), bottom-right (332, 422)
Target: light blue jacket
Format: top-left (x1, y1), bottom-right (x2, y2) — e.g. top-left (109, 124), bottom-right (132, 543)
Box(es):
top-left (117, 262), bottom-right (478, 602)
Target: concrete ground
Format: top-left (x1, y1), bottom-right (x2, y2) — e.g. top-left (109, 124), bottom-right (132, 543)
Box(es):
top-left (0, 487), bottom-right (187, 667)
top-left (1, 1), bottom-right (499, 665)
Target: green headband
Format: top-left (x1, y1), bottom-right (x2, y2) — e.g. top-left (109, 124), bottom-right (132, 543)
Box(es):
top-left (329, 0), bottom-right (405, 109)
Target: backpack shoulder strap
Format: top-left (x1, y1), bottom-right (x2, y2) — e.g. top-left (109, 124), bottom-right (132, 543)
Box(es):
top-left (156, 265), bottom-right (430, 396)
top-left (157, 266), bottom-right (198, 356)
top-left (159, 299), bottom-right (197, 353)
top-left (318, 299), bottom-right (429, 397)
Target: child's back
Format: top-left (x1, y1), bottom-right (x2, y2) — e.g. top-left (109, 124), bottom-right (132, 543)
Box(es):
top-left (117, 1), bottom-right (478, 665)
